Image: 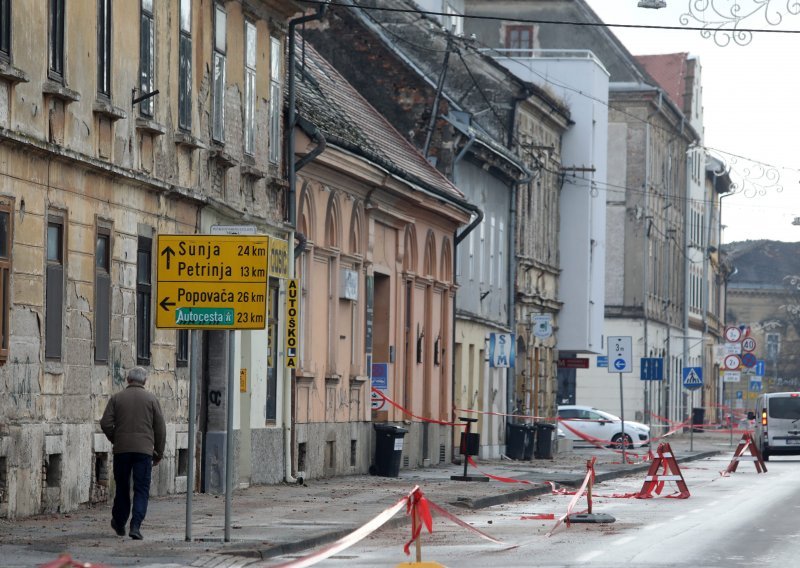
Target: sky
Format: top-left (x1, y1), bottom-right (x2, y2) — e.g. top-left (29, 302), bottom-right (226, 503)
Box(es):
top-left (584, 0), bottom-right (800, 243)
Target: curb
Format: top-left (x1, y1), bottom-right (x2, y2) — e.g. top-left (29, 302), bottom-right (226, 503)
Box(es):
top-left (222, 450), bottom-right (721, 560)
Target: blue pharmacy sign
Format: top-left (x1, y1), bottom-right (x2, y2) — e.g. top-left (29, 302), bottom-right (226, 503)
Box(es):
top-left (489, 333), bottom-right (515, 368)
top-left (640, 358), bottom-right (664, 381)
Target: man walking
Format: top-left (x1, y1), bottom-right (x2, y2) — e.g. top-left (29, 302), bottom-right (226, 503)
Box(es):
top-left (101, 367), bottom-right (166, 540)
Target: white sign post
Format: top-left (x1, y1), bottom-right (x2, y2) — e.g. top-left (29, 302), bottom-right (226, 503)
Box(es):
top-left (607, 336), bottom-right (632, 463)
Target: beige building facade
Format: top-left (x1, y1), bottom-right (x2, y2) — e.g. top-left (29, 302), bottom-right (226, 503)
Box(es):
top-left (0, 0), bottom-right (301, 518)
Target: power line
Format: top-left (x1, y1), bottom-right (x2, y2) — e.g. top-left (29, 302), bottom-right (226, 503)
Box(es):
top-left (300, 0), bottom-right (800, 35)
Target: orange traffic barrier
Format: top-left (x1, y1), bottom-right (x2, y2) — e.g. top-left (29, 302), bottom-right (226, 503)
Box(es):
top-left (723, 432), bottom-right (767, 475)
top-left (637, 442), bottom-right (690, 499)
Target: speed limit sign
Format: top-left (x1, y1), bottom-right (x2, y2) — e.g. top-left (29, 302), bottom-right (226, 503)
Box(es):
top-left (742, 337), bottom-right (757, 352)
top-left (724, 354), bottom-right (741, 370)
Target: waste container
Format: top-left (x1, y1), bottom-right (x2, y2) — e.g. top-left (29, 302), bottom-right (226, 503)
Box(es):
top-left (506, 423), bottom-right (535, 460)
top-left (534, 423), bottom-right (556, 459)
top-left (692, 407), bottom-right (705, 433)
top-left (370, 424), bottom-right (408, 477)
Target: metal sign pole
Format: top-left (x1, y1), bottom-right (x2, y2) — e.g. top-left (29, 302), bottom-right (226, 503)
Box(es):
top-left (185, 330), bottom-right (199, 541)
top-left (689, 388), bottom-right (694, 452)
top-left (224, 330), bottom-right (235, 542)
top-left (619, 372), bottom-right (626, 464)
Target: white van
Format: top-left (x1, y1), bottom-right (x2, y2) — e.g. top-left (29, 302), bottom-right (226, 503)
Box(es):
top-left (751, 392), bottom-right (800, 461)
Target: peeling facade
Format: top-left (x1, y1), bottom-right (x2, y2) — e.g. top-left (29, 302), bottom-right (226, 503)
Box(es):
top-left (0, 0), bottom-right (301, 518)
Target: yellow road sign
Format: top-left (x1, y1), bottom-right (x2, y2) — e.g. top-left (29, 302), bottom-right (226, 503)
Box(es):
top-left (156, 234), bottom-right (269, 329)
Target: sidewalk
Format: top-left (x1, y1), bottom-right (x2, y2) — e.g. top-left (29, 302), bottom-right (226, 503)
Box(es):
top-left (2, 432), bottom-right (734, 568)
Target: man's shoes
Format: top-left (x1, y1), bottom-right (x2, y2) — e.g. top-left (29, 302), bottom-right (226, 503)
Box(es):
top-left (110, 519), bottom-right (126, 537)
top-left (129, 525), bottom-right (143, 540)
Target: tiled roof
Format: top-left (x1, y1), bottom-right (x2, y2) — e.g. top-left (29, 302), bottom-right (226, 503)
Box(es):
top-left (635, 53), bottom-right (689, 110)
top-left (294, 36), bottom-right (464, 200)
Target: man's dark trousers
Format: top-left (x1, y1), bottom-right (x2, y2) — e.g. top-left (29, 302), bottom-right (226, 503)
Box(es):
top-left (112, 452), bottom-right (152, 530)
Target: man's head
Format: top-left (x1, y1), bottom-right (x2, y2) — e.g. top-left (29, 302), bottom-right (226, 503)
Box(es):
top-left (127, 366), bottom-right (148, 385)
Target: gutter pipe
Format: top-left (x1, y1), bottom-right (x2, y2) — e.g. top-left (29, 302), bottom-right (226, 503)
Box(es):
top-left (284, 2), bottom-right (327, 484)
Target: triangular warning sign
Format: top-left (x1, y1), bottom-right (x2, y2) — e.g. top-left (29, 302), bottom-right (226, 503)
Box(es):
top-left (637, 442), bottom-right (690, 499)
top-left (723, 432), bottom-right (767, 475)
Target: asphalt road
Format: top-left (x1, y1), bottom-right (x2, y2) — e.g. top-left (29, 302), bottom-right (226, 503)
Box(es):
top-left (266, 454), bottom-right (799, 567)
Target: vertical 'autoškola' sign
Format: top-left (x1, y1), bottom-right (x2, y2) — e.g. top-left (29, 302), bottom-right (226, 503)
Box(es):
top-left (285, 279), bottom-right (299, 368)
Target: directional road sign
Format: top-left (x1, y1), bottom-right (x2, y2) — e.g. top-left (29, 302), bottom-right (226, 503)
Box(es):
top-left (755, 360), bottom-right (765, 377)
top-left (156, 234), bottom-right (269, 329)
top-left (607, 336), bottom-right (632, 374)
top-left (597, 356), bottom-right (608, 368)
top-left (683, 367), bottom-right (703, 390)
top-left (640, 357), bottom-right (664, 381)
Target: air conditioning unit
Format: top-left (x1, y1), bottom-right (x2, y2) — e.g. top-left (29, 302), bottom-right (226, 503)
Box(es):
top-left (340, 268), bottom-right (359, 300)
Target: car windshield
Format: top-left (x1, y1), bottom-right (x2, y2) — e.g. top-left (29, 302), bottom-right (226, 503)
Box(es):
top-left (769, 397), bottom-right (800, 420)
top-left (593, 409), bottom-right (619, 421)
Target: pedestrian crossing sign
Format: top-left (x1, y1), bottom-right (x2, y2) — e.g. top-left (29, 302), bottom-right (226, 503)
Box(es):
top-left (682, 367), bottom-right (703, 390)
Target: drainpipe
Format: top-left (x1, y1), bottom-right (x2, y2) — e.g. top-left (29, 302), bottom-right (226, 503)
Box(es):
top-left (683, 146), bottom-right (692, 427)
top-left (285, 3), bottom-right (327, 484)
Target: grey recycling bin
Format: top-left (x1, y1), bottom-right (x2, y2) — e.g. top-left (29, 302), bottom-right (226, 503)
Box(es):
top-left (534, 423), bottom-right (556, 459)
top-left (506, 423), bottom-right (535, 460)
top-left (370, 424), bottom-right (408, 477)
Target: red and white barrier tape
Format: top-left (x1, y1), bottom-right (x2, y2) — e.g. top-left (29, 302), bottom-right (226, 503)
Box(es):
top-left (371, 388), bottom-right (464, 427)
top-left (455, 407), bottom-right (550, 421)
top-left (271, 485), bottom-right (504, 567)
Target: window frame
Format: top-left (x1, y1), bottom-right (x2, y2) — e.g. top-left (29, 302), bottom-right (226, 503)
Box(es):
top-left (45, 213), bottom-right (66, 360)
top-left (178, 0), bottom-right (192, 131)
top-left (97, 0), bottom-right (112, 98)
top-left (94, 223), bottom-right (112, 363)
top-left (0, 200), bottom-right (13, 362)
top-left (139, 0), bottom-right (155, 117)
top-left (0, 0), bottom-right (11, 63)
top-left (243, 19), bottom-right (257, 155)
top-left (136, 235), bottom-right (152, 365)
top-left (48, 0), bottom-right (65, 81)
top-left (211, 3), bottom-right (227, 143)
top-left (268, 35), bottom-right (281, 164)
top-left (504, 24), bottom-right (534, 57)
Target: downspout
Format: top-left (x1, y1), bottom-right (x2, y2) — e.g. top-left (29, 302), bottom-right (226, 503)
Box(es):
top-left (285, 3), bottom-right (327, 484)
top-left (683, 146), bottom-right (692, 424)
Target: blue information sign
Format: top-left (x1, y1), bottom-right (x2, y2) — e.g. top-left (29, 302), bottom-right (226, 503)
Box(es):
top-left (682, 367), bottom-right (703, 390)
top-left (640, 357), bottom-right (664, 381)
top-left (597, 356), bottom-right (608, 368)
top-left (755, 360), bottom-right (765, 377)
top-left (371, 363), bottom-right (388, 389)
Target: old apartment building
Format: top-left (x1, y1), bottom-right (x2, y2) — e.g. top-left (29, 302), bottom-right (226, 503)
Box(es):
top-left (0, 0), bottom-right (301, 518)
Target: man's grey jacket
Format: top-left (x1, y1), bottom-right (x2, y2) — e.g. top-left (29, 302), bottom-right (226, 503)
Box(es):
top-left (101, 383), bottom-right (167, 460)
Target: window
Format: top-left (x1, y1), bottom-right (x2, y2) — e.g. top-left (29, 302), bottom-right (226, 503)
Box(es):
top-left (139, 0), bottom-right (155, 117)
top-left (505, 25), bottom-right (534, 56)
top-left (94, 227), bottom-right (111, 362)
top-left (212, 3), bottom-right (226, 142)
top-left (176, 329), bottom-right (188, 366)
top-left (0, 0), bottom-right (10, 62)
top-left (178, 0), bottom-right (191, 130)
top-left (488, 216), bottom-right (495, 287)
top-left (444, 4), bottom-right (463, 35)
top-left (244, 21), bottom-right (256, 155)
top-left (46, 215), bottom-right (65, 360)
top-left (136, 235), bottom-right (152, 365)
top-left (766, 333), bottom-right (780, 361)
top-left (268, 36), bottom-right (281, 163)
top-left (49, 0), bottom-right (65, 80)
top-left (97, 0), bottom-right (111, 97)
top-left (0, 202), bottom-right (12, 361)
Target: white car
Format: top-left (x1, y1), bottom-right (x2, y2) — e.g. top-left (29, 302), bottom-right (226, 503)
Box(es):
top-left (557, 405), bottom-right (650, 449)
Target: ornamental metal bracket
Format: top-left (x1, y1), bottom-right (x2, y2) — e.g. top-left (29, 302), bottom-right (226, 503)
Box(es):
top-left (680, 0), bottom-right (800, 46)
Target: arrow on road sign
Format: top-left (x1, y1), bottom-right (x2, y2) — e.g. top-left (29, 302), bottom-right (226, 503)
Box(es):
top-left (161, 246), bottom-right (175, 270)
top-left (159, 297), bottom-right (176, 311)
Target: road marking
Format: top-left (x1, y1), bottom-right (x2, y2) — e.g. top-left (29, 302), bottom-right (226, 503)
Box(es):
top-left (690, 508), bottom-right (703, 514)
top-left (576, 550), bottom-right (605, 563)
top-left (613, 536), bottom-right (635, 546)
top-left (672, 515), bottom-right (686, 521)
top-left (642, 523), bottom-right (663, 531)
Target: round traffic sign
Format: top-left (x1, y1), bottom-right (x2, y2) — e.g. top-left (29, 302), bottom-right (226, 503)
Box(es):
top-left (724, 326), bottom-right (742, 343)
top-left (613, 358), bottom-right (626, 371)
top-left (741, 352), bottom-right (757, 368)
top-left (371, 391), bottom-right (386, 411)
top-left (724, 354), bottom-right (741, 370)
top-left (742, 337), bottom-right (757, 352)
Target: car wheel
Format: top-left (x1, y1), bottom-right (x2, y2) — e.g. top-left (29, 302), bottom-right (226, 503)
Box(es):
top-left (611, 433), bottom-right (633, 450)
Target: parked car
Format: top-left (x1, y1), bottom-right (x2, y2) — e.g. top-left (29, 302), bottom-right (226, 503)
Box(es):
top-left (557, 405), bottom-right (650, 449)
